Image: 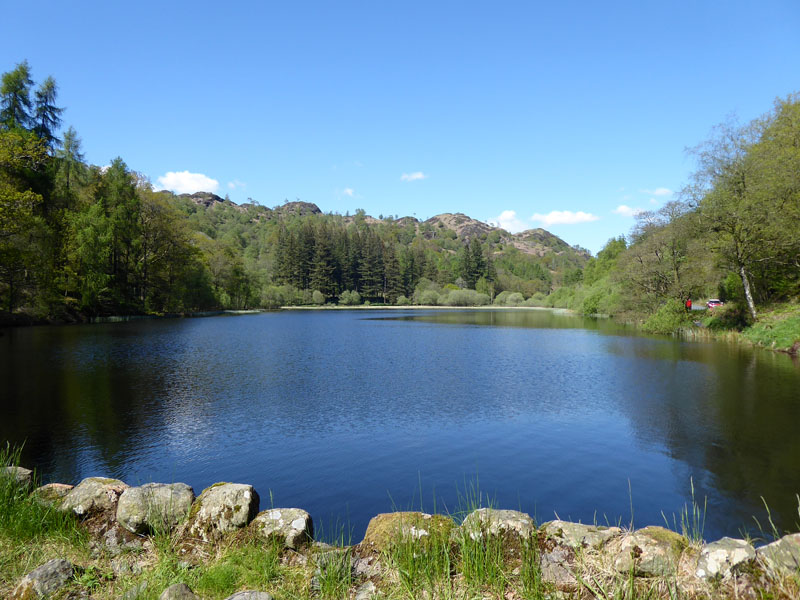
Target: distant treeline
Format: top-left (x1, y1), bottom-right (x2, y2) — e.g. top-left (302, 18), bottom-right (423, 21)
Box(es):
top-left (1, 62), bottom-right (587, 321)
top-left (3, 60), bottom-right (796, 327)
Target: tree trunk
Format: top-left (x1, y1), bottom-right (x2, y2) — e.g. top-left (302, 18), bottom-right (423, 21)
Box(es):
top-left (739, 263), bottom-right (758, 321)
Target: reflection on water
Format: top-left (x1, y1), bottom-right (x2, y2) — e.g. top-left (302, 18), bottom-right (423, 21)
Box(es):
top-left (1, 309), bottom-right (798, 541)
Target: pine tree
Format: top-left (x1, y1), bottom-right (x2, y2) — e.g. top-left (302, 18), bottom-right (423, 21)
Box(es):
top-left (33, 76), bottom-right (63, 149)
top-left (0, 61), bottom-right (33, 130)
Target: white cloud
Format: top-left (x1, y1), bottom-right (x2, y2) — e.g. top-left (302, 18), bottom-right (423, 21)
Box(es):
top-left (488, 210), bottom-right (528, 233)
top-left (343, 188), bottom-right (355, 197)
top-left (530, 210), bottom-right (600, 226)
top-left (401, 171), bottom-right (427, 182)
top-left (613, 204), bottom-right (644, 217)
top-left (649, 198), bottom-right (659, 205)
top-left (157, 171), bottom-right (219, 194)
top-left (640, 187), bottom-right (672, 196)
top-left (227, 179), bottom-right (246, 190)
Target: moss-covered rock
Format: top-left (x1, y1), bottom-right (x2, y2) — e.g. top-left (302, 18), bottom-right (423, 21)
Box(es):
top-left (180, 482), bottom-right (259, 543)
top-left (60, 477), bottom-right (129, 518)
top-left (358, 511), bottom-right (454, 553)
top-left (250, 508), bottom-right (313, 549)
top-left (117, 482), bottom-right (195, 535)
top-left (612, 526), bottom-right (687, 577)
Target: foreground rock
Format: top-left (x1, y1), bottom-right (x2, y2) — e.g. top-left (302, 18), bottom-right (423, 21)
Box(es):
top-left (542, 519), bottom-right (622, 549)
top-left (10, 558), bottom-right (74, 600)
top-left (695, 537), bottom-right (755, 579)
top-left (159, 582), bottom-right (200, 600)
top-left (223, 592), bottom-right (274, 600)
top-left (117, 482), bottom-right (195, 534)
top-left (60, 477), bottom-right (129, 517)
top-left (33, 483), bottom-right (74, 505)
top-left (250, 508), bottom-right (313, 549)
top-left (359, 511), bottom-right (455, 553)
top-left (2, 466), bottom-right (33, 488)
top-left (756, 533), bottom-right (800, 574)
top-left (460, 508), bottom-right (535, 543)
top-left (612, 526), bottom-right (687, 576)
top-left (181, 482), bottom-right (259, 542)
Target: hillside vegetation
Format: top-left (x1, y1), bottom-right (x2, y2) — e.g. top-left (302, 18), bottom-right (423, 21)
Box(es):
top-left (2, 61), bottom-right (798, 350)
top-left (0, 62), bottom-right (588, 322)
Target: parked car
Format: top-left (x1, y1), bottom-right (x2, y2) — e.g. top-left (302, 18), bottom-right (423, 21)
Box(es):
top-left (707, 299), bottom-right (724, 309)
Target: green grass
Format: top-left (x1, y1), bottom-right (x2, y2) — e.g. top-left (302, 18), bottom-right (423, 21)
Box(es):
top-left (741, 304), bottom-right (800, 352)
top-left (0, 444), bottom-right (85, 544)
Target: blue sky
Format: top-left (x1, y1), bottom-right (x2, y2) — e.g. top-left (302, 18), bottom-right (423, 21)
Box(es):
top-left (2, 1), bottom-right (798, 254)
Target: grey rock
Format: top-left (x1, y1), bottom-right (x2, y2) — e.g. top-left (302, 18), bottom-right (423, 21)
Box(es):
top-left (250, 508), bottom-right (313, 549)
top-left (117, 483), bottom-right (195, 534)
top-left (182, 482), bottom-right (259, 542)
top-left (223, 592), bottom-right (274, 600)
top-left (354, 581), bottom-right (377, 600)
top-left (91, 523), bottom-right (143, 557)
top-left (460, 508), bottom-right (536, 541)
top-left (540, 546), bottom-right (578, 591)
top-left (111, 557), bottom-right (144, 577)
top-left (696, 537), bottom-right (755, 579)
top-left (612, 527), bottom-right (686, 577)
top-left (159, 583), bottom-right (199, 600)
top-left (33, 483), bottom-right (74, 506)
top-left (61, 477), bottom-right (129, 517)
top-left (121, 581), bottom-right (148, 600)
top-left (2, 466), bottom-right (33, 487)
top-left (352, 555), bottom-right (382, 578)
top-left (10, 558), bottom-right (74, 599)
top-left (756, 532), bottom-right (800, 574)
top-left (542, 519), bottom-right (622, 549)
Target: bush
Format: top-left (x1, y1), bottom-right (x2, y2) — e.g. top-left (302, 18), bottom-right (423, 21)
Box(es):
top-left (641, 299), bottom-right (692, 334)
top-left (441, 289), bottom-right (491, 306)
top-left (338, 290), bottom-right (361, 305)
top-left (416, 289), bottom-right (441, 305)
top-left (395, 295), bottom-right (411, 306)
top-left (493, 290), bottom-right (524, 306)
top-left (312, 290), bottom-right (325, 305)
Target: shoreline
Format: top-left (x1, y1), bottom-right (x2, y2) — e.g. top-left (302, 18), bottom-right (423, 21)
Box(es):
top-left (3, 469), bottom-right (799, 600)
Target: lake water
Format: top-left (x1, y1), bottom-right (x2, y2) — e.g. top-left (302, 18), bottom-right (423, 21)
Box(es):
top-left (2, 308), bottom-right (799, 542)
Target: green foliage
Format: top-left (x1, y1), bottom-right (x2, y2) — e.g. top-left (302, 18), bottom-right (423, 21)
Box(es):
top-left (641, 299), bottom-right (692, 335)
top-left (0, 444), bottom-right (85, 544)
top-left (338, 289), bottom-right (361, 305)
top-left (740, 304), bottom-right (800, 351)
top-left (312, 289), bottom-right (325, 305)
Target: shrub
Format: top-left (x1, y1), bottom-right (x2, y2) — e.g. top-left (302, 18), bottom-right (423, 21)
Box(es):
top-left (441, 289), bottom-right (491, 306)
top-left (395, 295), bottom-right (411, 306)
top-left (416, 289), bottom-right (441, 305)
top-left (312, 290), bottom-right (325, 305)
top-left (338, 290), bottom-right (361, 305)
top-left (641, 299), bottom-right (692, 334)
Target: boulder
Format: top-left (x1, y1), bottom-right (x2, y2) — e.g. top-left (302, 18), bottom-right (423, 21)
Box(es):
top-left (459, 508), bottom-right (536, 541)
top-left (61, 477), bottom-right (129, 517)
top-left (756, 533), bottom-right (800, 575)
top-left (181, 482), bottom-right (259, 542)
top-left (2, 466), bottom-right (33, 488)
top-left (354, 581), bottom-right (377, 600)
top-left (359, 511), bottom-right (454, 553)
top-left (10, 558), bottom-right (74, 600)
top-left (159, 583), bottom-right (200, 600)
top-left (33, 483), bottom-right (73, 505)
top-left (542, 519), bottom-right (622, 549)
top-left (117, 482), bottom-right (195, 534)
top-left (695, 537), bottom-right (755, 579)
top-left (540, 545), bottom-right (578, 592)
top-left (612, 526), bottom-right (686, 577)
top-left (250, 508), bottom-right (313, 549)
top-left (223, 593), bottom-right (274, 600)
